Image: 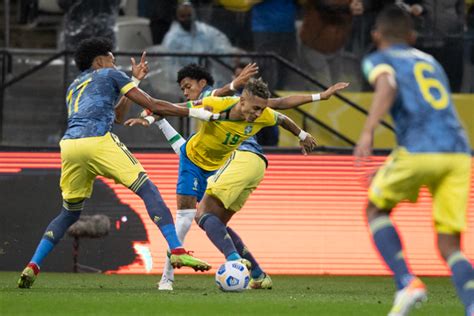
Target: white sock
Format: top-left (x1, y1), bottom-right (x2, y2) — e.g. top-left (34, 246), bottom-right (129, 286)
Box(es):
top-left (161, 209), bottom-right (197, 282)
top-left (155, 119), bottom-right (186, 155)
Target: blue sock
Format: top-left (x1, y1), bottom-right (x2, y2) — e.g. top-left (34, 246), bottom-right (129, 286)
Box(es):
top-left (197, 213), bottom-right (239, 260)
top-left (447, 251), bottom-right (474, 311)
top-left (31, 200), bottom-right (83, 267)
top-left (135, 179), bottom-right (181, 250)
top-left (369, 215), bottom-right (413, 290)
top-left (227, 227), bottom-right (264, 278)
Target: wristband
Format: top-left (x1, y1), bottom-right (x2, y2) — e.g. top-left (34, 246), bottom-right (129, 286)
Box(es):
top-left (298, 130), bottom-right (308, 141)
top-left (230, 81), bottom-right (237, 92)
top-left (132, 76), bottom-right (141, 86)
top-left (144, 116), bottom-right (155, 124)
top-left (311, 93), bottom-right (321, 102)
top-left (139, 109), bottom-right (152, 117)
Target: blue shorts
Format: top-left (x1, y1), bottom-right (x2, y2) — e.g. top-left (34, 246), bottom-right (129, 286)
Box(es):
top-left (176, 144), bottom-right (216, 201)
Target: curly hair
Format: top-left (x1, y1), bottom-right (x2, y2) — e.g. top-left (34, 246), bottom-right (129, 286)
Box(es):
top-left (244, 78), bottom-right (271, 99)
top-left (74, 37), bottom-right (113, 72)
top-left (176, 63), bottom-right (214, 86)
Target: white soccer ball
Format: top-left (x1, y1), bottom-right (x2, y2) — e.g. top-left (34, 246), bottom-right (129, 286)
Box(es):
top-left (215, 261), bottom-right (250, 292)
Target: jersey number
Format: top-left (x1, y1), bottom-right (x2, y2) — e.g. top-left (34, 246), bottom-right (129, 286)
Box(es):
top-left (413, 62), bottom-right (448, 110)
top-left (222, 132), bottom-right (240, 145)
top-left (67, 78), bottom-right (92, 116)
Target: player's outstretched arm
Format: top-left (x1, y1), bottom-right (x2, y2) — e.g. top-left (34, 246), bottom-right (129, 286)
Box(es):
top-left (212, 63), bottom-right (259, 97)
top-left (125, 87), bottom-right (217, 121)
top-left (276, 113), bottom-right (317, 155)
top-left (115, 52), bottom-right (149, 124)
top-left (268, 82), bottom-right (350, 110)
top-left (354, 73), bottom-right (396, 159)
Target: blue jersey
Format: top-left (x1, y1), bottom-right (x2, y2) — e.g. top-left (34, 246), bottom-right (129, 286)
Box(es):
top-left (199, 85), bottom-right (267, 162)
top-left (362, 44), bottom-right (470, 154)
top-left (63, 68), bottom-right (135, 139)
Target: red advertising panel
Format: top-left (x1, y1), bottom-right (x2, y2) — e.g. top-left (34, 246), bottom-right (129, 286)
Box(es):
top-left (1, 152), bottom-right (473, 275)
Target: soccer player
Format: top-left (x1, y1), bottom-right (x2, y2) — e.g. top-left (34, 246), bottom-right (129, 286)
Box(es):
top-left (127, 64), bottom-right (348, 290)
top-left (194, 78), bottom-right (317, 290)
top-left (17, 37), bottom-right (218, 289)
top-left (355, 6), bottom-right (473, 316)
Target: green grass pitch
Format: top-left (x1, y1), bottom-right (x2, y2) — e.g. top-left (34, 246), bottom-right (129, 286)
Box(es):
top-left (0, 272), bottom-right (462, 315)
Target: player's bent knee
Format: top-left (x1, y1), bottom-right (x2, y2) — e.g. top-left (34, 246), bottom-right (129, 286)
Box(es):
top-left (64, 198), bottom-right (85, 204)
top-left (437, 233), bottom-right (461, 261)
top-left (366, 201), bottom-right (390, 221)
top-left (196, 212), bottom-right (212, 228)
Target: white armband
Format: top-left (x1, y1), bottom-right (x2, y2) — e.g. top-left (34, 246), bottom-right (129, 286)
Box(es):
top-left (311, 93), bottom-right (321, 102)
top-left (132, 76), bottom-right (141, 86)
top-left (144, 116), bottom-right (155, 124)
top-left (298, 130), bottom-right (308, 141)
top-left (189, 108), bottom-right (219, 121)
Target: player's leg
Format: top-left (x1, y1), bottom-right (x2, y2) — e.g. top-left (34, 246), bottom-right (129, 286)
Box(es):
top-left (196, 194), bottom-right (240, 260)
top-left (431, 154), bottom-right (473, 315)
top-left (197, 151), bottom-right (266, 268)
top-left (19, 138), bottom-right (94, 288)
top-left (226, 227), bottom-right (272, 289)
top-left (159, 145), bottom-right (214, 289)
top-left (366, 150), bottom-right (427, 315)
top-left (99, 133), bottom-right (211, 271)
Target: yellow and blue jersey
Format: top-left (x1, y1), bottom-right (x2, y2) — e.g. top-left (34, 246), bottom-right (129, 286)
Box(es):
top-left (198, 86), bottom-right (267, 164)
top-left (63, 68), bottom-right (135, 139)
top-left (185, 96), bottom-right (278, 171)
top-left (362, 44), bottom-right (470, 154)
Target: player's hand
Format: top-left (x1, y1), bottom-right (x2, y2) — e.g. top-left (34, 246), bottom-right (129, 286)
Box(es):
top-left (320, 82), bottom-right (350, 100)
top-left (124, 117), bottom-right (151, 127)
top-left (232, 63), bottom-right (259, 89)
top-left (131, 51), bottom-right (149, 81)
top-left (189, 108), bottom-right (219, 121)
top-left (354, 131), bottom-right (373, 166)
top-left (300, 134), bottom-right (317, 155)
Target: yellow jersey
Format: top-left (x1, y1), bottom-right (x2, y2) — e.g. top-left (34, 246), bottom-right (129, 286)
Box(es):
top-left (185, 96), bottom-right (278, 171)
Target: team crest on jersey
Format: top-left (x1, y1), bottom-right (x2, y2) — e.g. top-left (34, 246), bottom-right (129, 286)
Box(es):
top-left (244, 125), bottom-right (253, 135)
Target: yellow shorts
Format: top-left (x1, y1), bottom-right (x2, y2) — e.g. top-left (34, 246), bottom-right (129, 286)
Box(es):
top-left (206, 150), bottom-right (266, 212)
top-left (369, 148), bottom-right (472, 234)
top-left (60, 132), bottom-right (146, 200)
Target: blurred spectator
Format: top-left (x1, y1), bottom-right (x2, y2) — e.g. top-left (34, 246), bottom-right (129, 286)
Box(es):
top-left (137, 0), bottom-right (177, 45)
top-left (209, 0), bottom-right (259, 51)
top-left (298, 0), bottom-right (362, 89)
top-left (416, 0), bottom-right (465, 92)
top-left (162, 2), bottom-right (235, 68)
top-left (347, 1), bottom-right (423, 57)
top-left (58, 0), bottom-right (120, 51)
top-left (251, 0), bottom-right (299, 89)
top-left (466, 0), bottom-right (474, 91)
top-left (18, 0), bottom-right (38, 25)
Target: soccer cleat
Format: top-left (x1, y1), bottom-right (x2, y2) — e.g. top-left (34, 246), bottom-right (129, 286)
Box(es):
top-left (157, 277), bottom-right (174, 291)
top-left (169, 248), bottom-right (211, 272)
top-left (249, 273), bottom-right (273, 290)
top-left (388, 277), bottom-right (427, 316)
top-left (237, 258), bottom-right (252, 271)
top-left (18, 263), bottom-right (40, 289)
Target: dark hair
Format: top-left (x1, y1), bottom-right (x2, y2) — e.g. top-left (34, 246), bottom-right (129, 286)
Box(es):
top-left (74, 37), bottom-right (113, 72)
top-left (375, 5), bottom-right (414, 40)
top-left (244, 78), bottom-right (271, 99)
top-left (176, 63), bottom-right (214, 86)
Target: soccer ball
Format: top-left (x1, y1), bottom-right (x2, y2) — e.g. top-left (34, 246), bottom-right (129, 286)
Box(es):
top-left (215, 261), bottom-right (250, 292)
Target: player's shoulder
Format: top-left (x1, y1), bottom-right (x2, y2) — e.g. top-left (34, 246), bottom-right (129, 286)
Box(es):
top-left (203, 96), bottom-right (239, 111)
top-left (255, 107), bottom-right (278, 124)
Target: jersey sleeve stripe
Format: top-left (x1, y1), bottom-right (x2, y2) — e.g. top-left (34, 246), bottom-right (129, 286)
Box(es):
top-left (368, 64), bottom-right (396, 85)
top-left (120, 82), bottom-right (137, 95)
